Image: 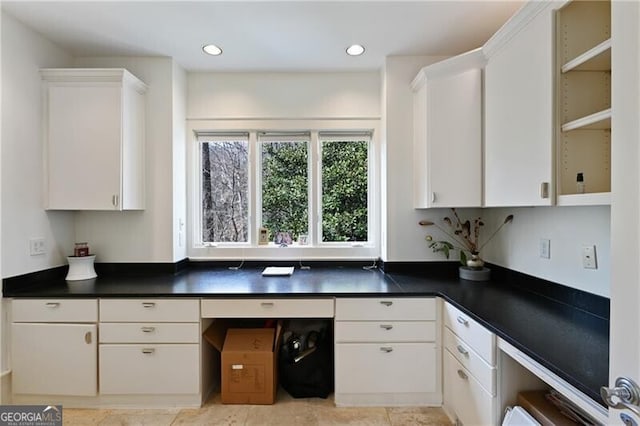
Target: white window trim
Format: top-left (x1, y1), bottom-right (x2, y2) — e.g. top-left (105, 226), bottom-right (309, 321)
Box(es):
top-left (187, 119), bottom-right (380, 260)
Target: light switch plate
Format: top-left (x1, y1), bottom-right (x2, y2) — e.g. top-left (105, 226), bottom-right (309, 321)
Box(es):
top-left (582, 245), bottom-right (597, 269)
top-left (539, 239), bottom-right (550, 259)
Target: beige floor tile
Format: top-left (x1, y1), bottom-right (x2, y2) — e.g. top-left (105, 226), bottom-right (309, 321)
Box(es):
top-left (314, 406), bottom-right (390, 426)
top-left (98, 411), bottom-right (178, 426)
top-left (63, 408), bottom-right (112, 425)
top-left (172, 405), bottom-right (249, 425)
top-left (386, 407), bottom-right (452, 426)
top-left (245, 401), bottom-right (317, 426)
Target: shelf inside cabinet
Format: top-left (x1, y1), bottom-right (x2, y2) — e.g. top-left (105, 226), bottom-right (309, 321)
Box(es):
top-left (557, 192), bottom-right (611, 206)
top-left (561, 108), bottom-right (611, 132)
top-left (561, 38), bottom-right (611, 73)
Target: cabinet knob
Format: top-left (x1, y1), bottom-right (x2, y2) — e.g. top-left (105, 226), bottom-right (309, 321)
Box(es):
top-left (141, 326), bottom-right (155, 333)
top-left (379, 324), bottom-right (393, 330)
top-left (380, 347), bottom-right (393, 353)
top-left (260, 302), bottom-right (275, 308)
top-left (456, 316), bottom-right (469, 326)
top-left (142, 348), bottom-right (155, 355)
top-left (431, 192), bottom-right (436, 203)
top-left (456, 345), bottom-right (469, 356)
top-left (84, 332), bottom-right (92, 344)
top-left (142, 302), bottom-right (156, 308)
top-left (112, 194), bottom-right (119, 207)
top-left (45, 302), bottom-right (60, 308)
top-left (457, 369), bottom-right (468, 380)
top-left (379, 301), bottom-right (393, 307)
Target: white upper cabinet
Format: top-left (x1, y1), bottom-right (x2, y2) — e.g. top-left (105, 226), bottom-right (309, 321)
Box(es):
top-left (412, 49), bottom-right (484, 208)
top-left (483, 3), bottom-right (561, 207)
top-left (42, 68), bottom-right (147, 210)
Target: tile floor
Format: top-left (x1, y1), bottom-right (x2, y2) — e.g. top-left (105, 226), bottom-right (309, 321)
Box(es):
top-left (62, 390), bottom-right (453, 425)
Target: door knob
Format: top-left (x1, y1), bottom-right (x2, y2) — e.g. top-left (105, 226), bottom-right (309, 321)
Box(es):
top-left (601, 377), bottom-right (640, 417)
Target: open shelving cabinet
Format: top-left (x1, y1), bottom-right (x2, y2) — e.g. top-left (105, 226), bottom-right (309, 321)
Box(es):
top-left (556, 0), bottom-right (611, 206)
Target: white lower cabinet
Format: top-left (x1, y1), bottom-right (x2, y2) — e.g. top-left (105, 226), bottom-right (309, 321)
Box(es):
top-left (334, 297), bottom-right (441, 406)
top-left (444, 351), bottom-right (495, 426)
top-left (443, 302), bottom-right (497, 425)
top-left (12, 323), bottom-right (97, 396)
top-left (11, 299), bottom-right (98, 397)
top-left (98, 299), bottom-right (201, 396)
top-left (100, 344), bottom-right (199, 394)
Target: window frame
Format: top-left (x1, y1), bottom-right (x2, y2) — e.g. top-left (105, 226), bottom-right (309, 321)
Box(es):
top-left (187, 119), bottom-right (380, 260)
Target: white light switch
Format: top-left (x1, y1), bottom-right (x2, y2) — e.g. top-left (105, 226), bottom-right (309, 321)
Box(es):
top-left (582, 245), bottom-right (597, 269)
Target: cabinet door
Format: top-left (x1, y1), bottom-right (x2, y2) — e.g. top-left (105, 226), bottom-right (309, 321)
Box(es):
top-left (47, 85), bottom-right (122, 210)
top-left (11, 323), bottom-right (97, 396)
top-left (426, 69), bottom-right (482, 208)
top-left (484, 7), bottom-right (555, 206)
top-left (413, 53), bottom-right (483, 209)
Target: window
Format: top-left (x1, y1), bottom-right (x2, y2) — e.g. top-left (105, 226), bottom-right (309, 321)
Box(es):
top-left (199, 133), bottom-right (249, 243)
top-left (259, 133), bottom-right (310, 242)
top-left (320, 134), bottom-right (369, 242)
top-left (192, 123), bottom-right (377, 257)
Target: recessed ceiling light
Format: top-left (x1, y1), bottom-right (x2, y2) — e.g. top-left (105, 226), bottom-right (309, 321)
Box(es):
top-left (203, 44), bottom-right (223, 56)
top-left (346, 44), bottom-right (365, 56)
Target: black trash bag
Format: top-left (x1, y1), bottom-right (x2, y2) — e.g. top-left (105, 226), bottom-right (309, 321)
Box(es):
top-left (279, 321), bottom-right (333, 398)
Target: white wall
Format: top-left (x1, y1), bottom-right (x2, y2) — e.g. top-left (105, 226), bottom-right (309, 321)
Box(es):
top-left (73, 57), bottom-right (176, 262)
top-left (188, 72), bottom-right (380, 119)
top-left (172, 62), bottom-right (187, 261)
top-left (1, 12), bottom-right (75, 278)
top-left (481, 206), bottom-right (610, 297)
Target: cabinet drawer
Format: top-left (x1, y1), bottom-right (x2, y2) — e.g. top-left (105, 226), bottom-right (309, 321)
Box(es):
top-left (201, 298), bottom-right (334, 318)
top-left (443, 302), bottom-right (495, 365)
top-left (444, 327), bottom-right (496, 395)
top-left (12, 299), bottom-right (97, 323)
top-left (99, 323), bottom-right (200, 344)
top-left (100, 299), bottom-right (199, 322)
top-left (444, 351), bottom-right (495, 426)
top-left (100, 344), bottom-right (199, 394)
top-left (335, 321), bottom-right (436, 343)
top-left (335, 342), bottom-right (437, 394)
top-left (335, 298), bottom-right (436, 321)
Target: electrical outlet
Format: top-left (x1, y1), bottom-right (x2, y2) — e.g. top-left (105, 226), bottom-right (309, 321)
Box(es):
top-left (29, 238), bottom-right (46, 256)
top-left (582, 245), bottom-right (597, 269)
top-left (539, 239), bottom-right (551, 259)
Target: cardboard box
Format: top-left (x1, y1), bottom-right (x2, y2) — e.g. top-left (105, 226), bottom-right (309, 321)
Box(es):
top-left (204, 320), bottom-right (282, 405)
top-left (517, 391), bottom-right (578, 426)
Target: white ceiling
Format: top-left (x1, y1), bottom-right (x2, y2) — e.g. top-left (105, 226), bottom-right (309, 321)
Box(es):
top-left (2, 1), bottom-right (524, 72)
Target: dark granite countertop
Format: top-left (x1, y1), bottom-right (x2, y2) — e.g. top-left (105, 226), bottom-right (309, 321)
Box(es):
top-left (3, 263), bottom-right (608, 406)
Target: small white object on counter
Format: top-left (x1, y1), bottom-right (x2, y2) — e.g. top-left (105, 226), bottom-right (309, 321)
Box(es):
top-left (66, 255), bottom-right (97, 281)
top-left (261, 267), bottom-right (294, 276)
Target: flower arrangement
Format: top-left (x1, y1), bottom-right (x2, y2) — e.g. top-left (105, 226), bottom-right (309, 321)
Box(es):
top-left (419, 208), bottom-right (514, 268)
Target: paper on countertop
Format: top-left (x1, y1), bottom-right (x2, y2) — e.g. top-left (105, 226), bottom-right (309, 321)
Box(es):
top-left (261, 266), bottom-right (295, 276)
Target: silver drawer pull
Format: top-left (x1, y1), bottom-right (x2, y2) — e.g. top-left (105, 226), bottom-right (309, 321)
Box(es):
top-left (380, 324), bottom-right (393, 330)
top-left (260, 302), bottom-right (274, 307)
top-left (380, 301), bottom-right (393, 307)
top-left (141, 327), bottom-right (156, 333)
top-left (142, 302), bottom-right (156, 308)
top-left (456, 316), bottom-right (469, 326)
top-left (380, 347), bottom-right (393, 353)
top-left (84, 332), bottom-right (92, 344)
top-left (45, 302), bottom-right (60, 308)
top-left (457, 345), bottom-right (469, 356)
top-left (457, 369), bottom-right (468, 380)
top-left (142, 348), bottom-right (155, 354)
